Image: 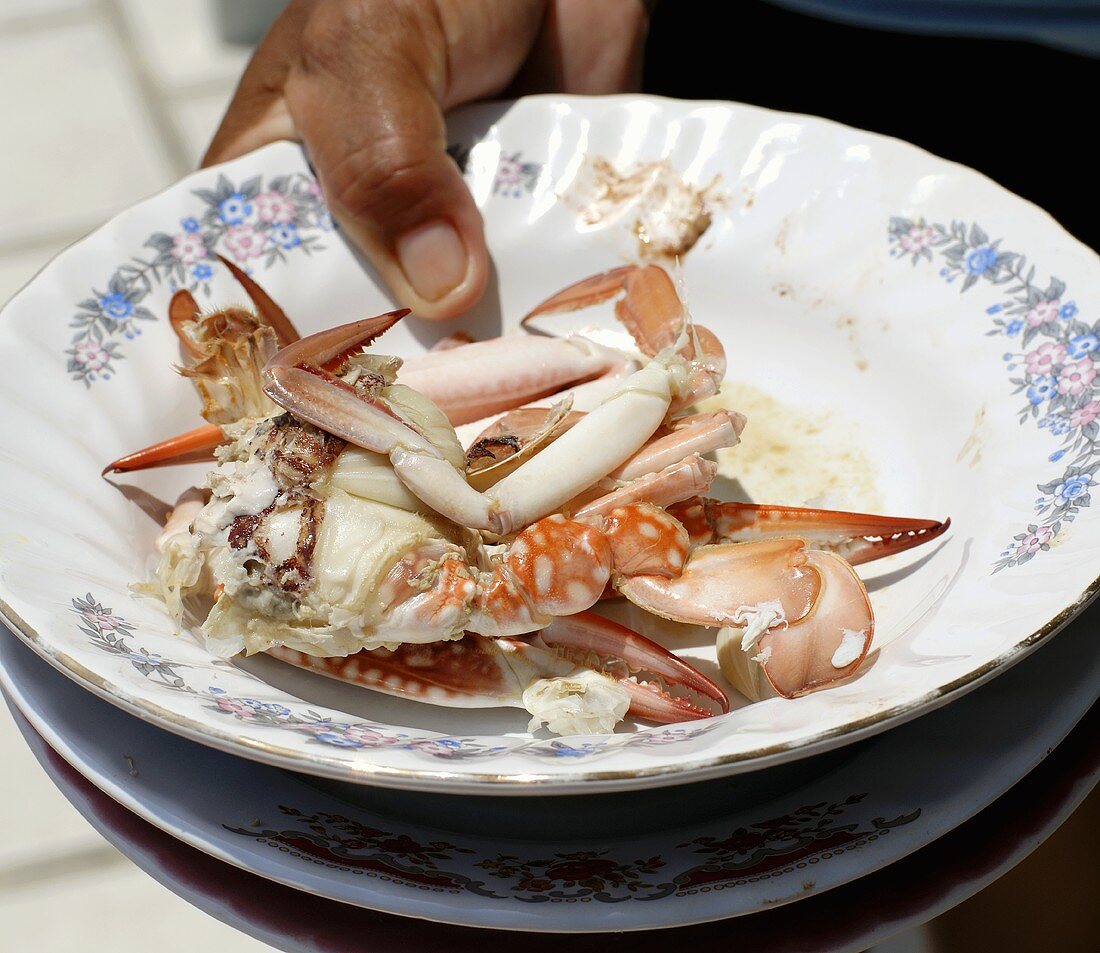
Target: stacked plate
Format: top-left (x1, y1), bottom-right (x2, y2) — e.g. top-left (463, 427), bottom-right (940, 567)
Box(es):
top-left (2, 96), bottom-right (1098, 945)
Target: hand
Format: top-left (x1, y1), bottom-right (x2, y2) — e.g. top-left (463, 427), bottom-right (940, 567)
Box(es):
top-left (204, 0), bottom-right (650, 319)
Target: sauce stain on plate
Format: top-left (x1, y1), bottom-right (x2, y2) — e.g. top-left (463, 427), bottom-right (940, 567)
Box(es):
top-left (562, 156), bottom-right (722, 261)
top-left (700, 382), bottom-right (882, 512)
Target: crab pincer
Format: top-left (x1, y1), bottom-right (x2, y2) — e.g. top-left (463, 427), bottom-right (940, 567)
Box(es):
top-left (668, 498), bottom-right (950, 565)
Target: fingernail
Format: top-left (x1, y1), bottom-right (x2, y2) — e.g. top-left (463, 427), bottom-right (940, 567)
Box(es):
top-left (396, 219), bottom-right (468, 302)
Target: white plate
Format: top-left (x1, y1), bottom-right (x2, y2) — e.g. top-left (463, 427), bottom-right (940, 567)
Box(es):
top-left (2, 600), bottom-right (1096, 932)
top-left (1, 95), bottom-right (1099, 793)
top-left (13, 703), bottom-right (1097, 952)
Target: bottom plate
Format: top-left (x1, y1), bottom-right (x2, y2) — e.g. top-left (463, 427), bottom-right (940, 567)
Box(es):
top-left (3, 606), bottom-right (1099, 933)
top-left (11, 702), bottom-right (1098, 952)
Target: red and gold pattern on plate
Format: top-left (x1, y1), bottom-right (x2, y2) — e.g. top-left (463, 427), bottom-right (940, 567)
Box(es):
top-left (225, 795), bottom-right (919, 903)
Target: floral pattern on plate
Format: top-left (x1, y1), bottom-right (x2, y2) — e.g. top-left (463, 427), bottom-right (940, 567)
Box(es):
top-left (72, 594), bottom-right (718, 761)
top-left (446, 143), bottom-right (542, 197)
top-left (889, 218), bottom-right (1095, 570)
top-left (226, 796), bottom-right (920, 902)
top-left (67, 172), bottom-right (331, 387)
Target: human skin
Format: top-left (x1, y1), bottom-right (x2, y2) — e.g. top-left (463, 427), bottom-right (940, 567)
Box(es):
top-left (204, 0), bottom-right (650, 319)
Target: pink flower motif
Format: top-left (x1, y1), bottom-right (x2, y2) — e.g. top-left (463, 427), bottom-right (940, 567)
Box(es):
top-left (1070, 400), bottom-right (1100, 428)
top-left (1024, 342), bottom-right (1067, 376)
top-left (81, 608), bottom-right (120, 630)
top-left (255, 190), bottom-right (296, 224)
top-left (1024, 298), bottom-right (1061, 328)
top-left (343, 726), bottom-right (393, 747)
top-left (171, 232), bottom-right (207, 264)
top-left (495, 157), bottom-right (525, 187)
top-left (307, 180), bottom-right (323, 199)
top-left (899, 224), bottom-right (934, 254)
top-left (216, 697), bottom-right (256, 719)
top-left (223, 224), bottom-right (266, 261)
top-left (1014, 526), bottom-right (1054, 557)
top-left (1057, 358), bottom-right (1097, 396)
top-left (72, 341), bottom-right (109, 371)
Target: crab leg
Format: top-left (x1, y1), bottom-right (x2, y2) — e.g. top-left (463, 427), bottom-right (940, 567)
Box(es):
top-left (524, 264), bottom-right (727, 398)
top-left (573, 455), bottom-right (718, 519)
top-left (266, 610), bottom-right (727, 724)
top-left (264, 320), bottom-right (680, 534)
top-left (610, 410), bottom-right (745, 481)
top-left (104, 256), bottom-right (302, 474)
top-left (398, 335), bottom-right (635, 425)
top-left (668, 498), bottom-right (951, 565)
top-left (214, 254), bottom-right (300, 346)
top-left (107, 265), bottom-right (695, 475)
top-left (103, 423), bottom-right (224, 475)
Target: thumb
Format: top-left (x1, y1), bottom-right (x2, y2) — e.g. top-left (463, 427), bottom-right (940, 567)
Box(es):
top-left (286, 16), bottom-right (488, 320)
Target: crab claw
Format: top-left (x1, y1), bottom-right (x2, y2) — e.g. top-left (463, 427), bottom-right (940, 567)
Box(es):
top-left (537, 612), bottom-right (729, 722)
top-left (266, 611), bottom-right (727, 728)
top-left (617, 537), bottom-right (875, 698)
top-left (523, 264), bottom-right (725, 401)
top-left (264, 308), bottom-right (409, 374)
top-left (214, 254), bottom-right (300, 346)
top-left (523, 266), bottom-right (639, 321)
top-left (102, 261), bottom-right (304, 475)
top-left (168, 290), bottom-right (203, 356)
top-left (261, 311), bottom-right (445, 465)
top-left (669, 499), bottom-right (950, 565)
top-left (755, 550), bottom-right (873, 697)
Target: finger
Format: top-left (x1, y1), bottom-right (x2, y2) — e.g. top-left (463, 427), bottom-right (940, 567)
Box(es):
top-left (284, 1), bottom-right (492, 320)
top-left (202, 1), bottom-right (312, 166)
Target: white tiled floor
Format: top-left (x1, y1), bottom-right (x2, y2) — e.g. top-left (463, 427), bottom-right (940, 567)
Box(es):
top-left (0, 18), bottom-right (174, 244)
top-left (116, 0), bottom-right (251, 94)
top-left (0, 2), bottom-right (276, 949)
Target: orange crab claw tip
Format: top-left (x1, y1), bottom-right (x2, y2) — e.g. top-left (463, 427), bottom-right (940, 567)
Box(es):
top-left (264, 309), bottom-right (411, 375)
top-left (215, 253), bottom-right (300, 346)
top-left (846, 514), bottom-right (952, 565)
top-left (703, 502), bottom-right (952, 566)
top-left (102, 423), bottom-right (223, 475)
top-left (521, 266), bottom-right (636, 324)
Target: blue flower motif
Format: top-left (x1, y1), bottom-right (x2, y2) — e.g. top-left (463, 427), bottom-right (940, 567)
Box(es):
top-left (192, 262), bottom-right (213, 281)
top-left (436, 739), bottom-right (462, 749)
top-left (181, 216), bottom-right (201, 233)
top-left (125, 650), bottom-right (162, 666)
top-left (1050, 450), bottom-right (1067, 462)
top-left (986, 304), bottom-right (1003, 315)
top-left (1066, 333), bottom-right (1100, 360)
top-left (1060, 302), bottom-right (1079, 320)
top-left (1004, 319), bottom-right (1023, 337)
top-left (1055, 475), bottom-right (1091, 503)
top-left (963, 245), bottom-right (998, 275)
top-left (315, 732), bottom-right (364, 748)
top-left (1026, 375), bottom-right (1057, 405)
top-left (1047, 416), bottom-right (1072, 436)
top-left (270, 223), bottom-right (301, 249)
top-left (218, 193), bottom-right (253, 225)
top-left (99, 292), bottom-right (133, 319)
top-left (553, 745), bottom-right (596, 758)
top-left (241, 698), bottom-right (291, 717)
